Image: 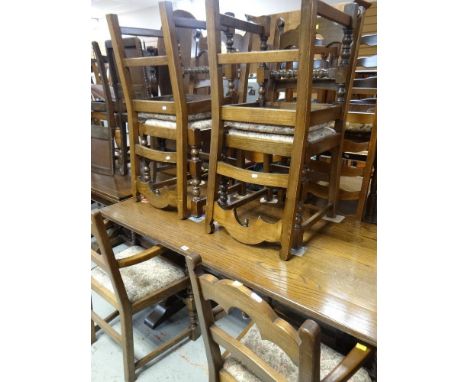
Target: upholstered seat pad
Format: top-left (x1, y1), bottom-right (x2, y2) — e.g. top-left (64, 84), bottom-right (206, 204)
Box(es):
top-left (225, 121), bottom-right (334, 136)
top-left (227, 126), bottom-right (336, 144)
top-left (139, 112), bottom-right (212, 130)
top-left (91, 246), bottom-right (186, 303)
top-left (345, 121), bottom-right (372, 133)
top-left (223, 324), bottom-right (371, 382)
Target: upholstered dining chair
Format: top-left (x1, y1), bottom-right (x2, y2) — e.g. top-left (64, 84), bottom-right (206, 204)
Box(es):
top-left (187, 253), bottom-right (373, 382)
top-left (91, 210), bottom-right (198, 381)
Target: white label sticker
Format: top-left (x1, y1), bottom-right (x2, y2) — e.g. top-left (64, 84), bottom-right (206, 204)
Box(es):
top-left (251, 292), bottom-right (262, 303)
top-left (162, 106), bottom-right (167, 110)
top-left (251, 174), bottom-right (258, 179)
top-left (180, 245), bottom-right (189, 251)
top-left (165, 155), bottom-right (171, 160)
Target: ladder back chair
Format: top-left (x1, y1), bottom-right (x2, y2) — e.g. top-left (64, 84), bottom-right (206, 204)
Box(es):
top-left (204, 0), bottom-right (369, 260)
top-left (107, 5), bottom-right (217, 218)
top-left (91, 210), bottom-right (199, 382)
top-left (104, 36), bottom-right (161, 177)
top-left (187, 253), bottom-right (373, 382)
top-left (91, 42), bottom-right (119, 176)
top-left (308, 33), bottom-right (376, 220)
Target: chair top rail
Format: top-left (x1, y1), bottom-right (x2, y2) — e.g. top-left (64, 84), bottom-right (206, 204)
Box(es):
top-left (218, 49), bottom-right (299, 64)
top-left (124, 56), bottom-right (168, 68)
top-left (120, 26), bottom-right (163, 38)
top-left (317, 0), bottom-right (353, 27)
top-left (219, 13), bottom-right (265, 35)
top-left (173, 16), bottom-right (208, 30)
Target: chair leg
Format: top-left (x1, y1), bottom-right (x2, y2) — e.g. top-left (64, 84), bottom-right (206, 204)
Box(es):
top-left (279, 194), bottom-right (299, 261)
top-left (356, 157), bottom-right (374, 220)
top-left (120, 310), bottom-right (136, 382)
top-left (357, 126), bottom-right (377, 221)
top-left (327, 146), bottom-right (341, 218)
top-left (263, 154), bottom-right (273, 202)
top-left (189, 130), bottom-right (203, 217)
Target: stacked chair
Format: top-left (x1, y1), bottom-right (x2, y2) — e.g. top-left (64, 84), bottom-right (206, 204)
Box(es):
top-left (308, 33), bottom-right (377, 221)
top-left (103, 36), bottom-right (159, 177)
top-left (107, 4), bottom-right (240, 219)
top-left (204, 0), bottom-right (370, 260)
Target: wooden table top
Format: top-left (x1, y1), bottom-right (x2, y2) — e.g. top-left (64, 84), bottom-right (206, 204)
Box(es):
top-left (91, 173), bottom-right (132, 205)
top-left (101, 198), bottom-right (377, 346)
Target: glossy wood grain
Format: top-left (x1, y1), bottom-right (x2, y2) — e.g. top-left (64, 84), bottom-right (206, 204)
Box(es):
top-left (100, 198), bottom-right (376, 346)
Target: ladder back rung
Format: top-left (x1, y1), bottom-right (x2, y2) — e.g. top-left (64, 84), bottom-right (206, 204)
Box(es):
top-left (124, 56), bottom-right (168, 68)
top-left (218, 50), bottom-right (299, 65)
top-left (217, 162), bottom-right (289, 189)
top-left (135, 144), bottom-right (177, 163)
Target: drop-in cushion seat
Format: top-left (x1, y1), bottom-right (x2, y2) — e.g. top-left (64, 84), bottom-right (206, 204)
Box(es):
top-left (223, 324), bottom-right (371, 382)
top-left (139, 112), bottom-right (212, 130)
top-left (345, 121), bottom-right (372, 133)
top-left (225, 121), bottom-right (336, 144)
top-left (91, 245), bottom-right (186, 302)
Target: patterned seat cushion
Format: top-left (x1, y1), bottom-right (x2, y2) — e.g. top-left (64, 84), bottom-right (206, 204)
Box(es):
top-left (345, 122), bottom-right (372, 133)
top-left (223, 324), bottom-right (371, 382)
top-left (91, 246), bottom-right (186, 302)
top-left (139, 112), bottom-right (212, 130)
top-left (226, 121), bottom-right (336, 144)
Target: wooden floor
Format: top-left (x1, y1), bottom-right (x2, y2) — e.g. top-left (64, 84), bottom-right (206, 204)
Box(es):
top-left (91, 173), bottom-right (132, 205)
top-left (101, 198), bottom-right (377, 346)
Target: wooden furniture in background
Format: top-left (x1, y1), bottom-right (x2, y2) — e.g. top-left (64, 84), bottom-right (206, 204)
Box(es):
top-left (91, 172), bottom-right (132, 206)
top-left (91, 42), bottom-right (118, 176)
top-left (100, 197), bottom-right (377, 348)
top-left (187, 253), bottom-right (372, 381)
top-left (105, 36), bottom-right (159, 176)
top-left (91, 210), bottom-right (199, 382)
top-left (204, 0), bottom-right (368, 260)
top-left (91, 38), bottom-right (151, 205)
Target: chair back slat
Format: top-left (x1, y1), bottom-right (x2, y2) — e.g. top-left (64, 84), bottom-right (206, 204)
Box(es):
top-left (91, 249), bottom-right (108, 271)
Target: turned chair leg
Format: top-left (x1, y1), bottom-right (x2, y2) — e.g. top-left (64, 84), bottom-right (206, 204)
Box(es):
top-left (279, 199), bottom-right (298, 261)
top-left (263, 153), bottom-right (274, 202)
top-left (120, 311), bottom-right (136, 382)
top-left (189, 138), bottom-right (203, 217)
